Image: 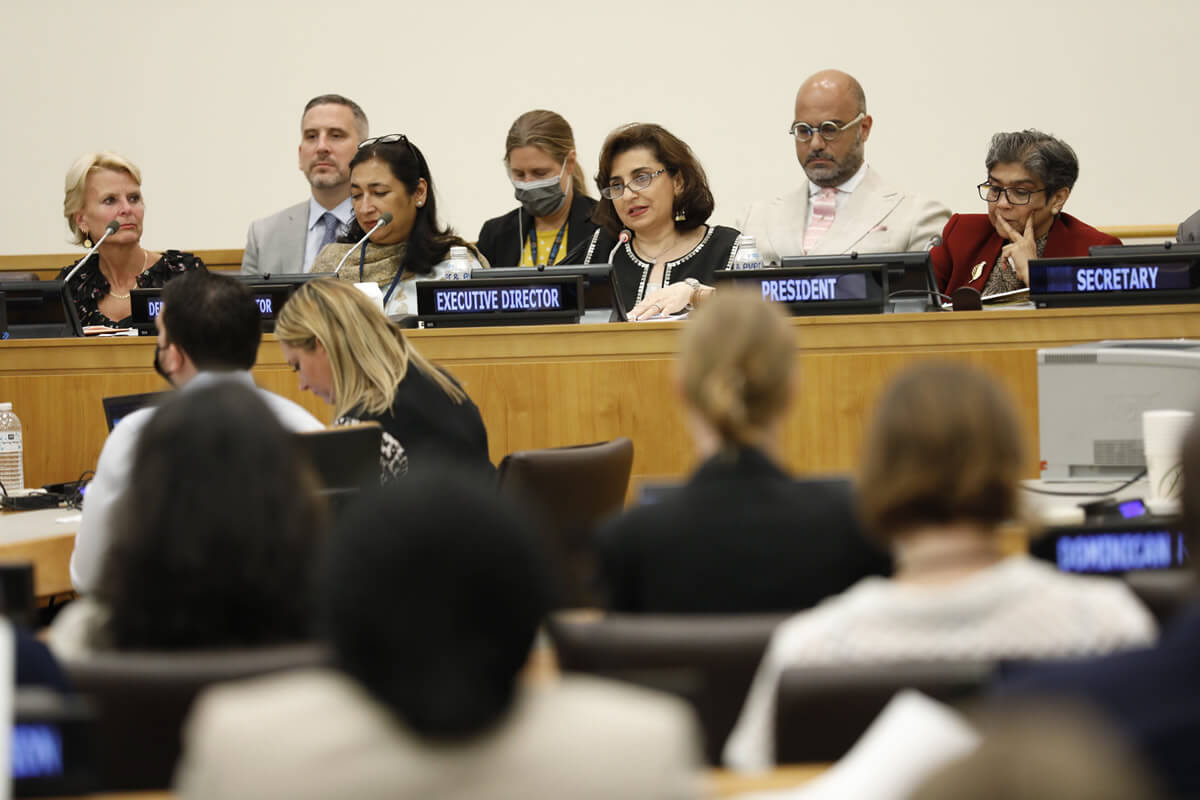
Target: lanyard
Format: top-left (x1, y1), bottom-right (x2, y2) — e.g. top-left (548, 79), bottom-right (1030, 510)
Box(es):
top-left (528, 222), bottom-right (567, 266)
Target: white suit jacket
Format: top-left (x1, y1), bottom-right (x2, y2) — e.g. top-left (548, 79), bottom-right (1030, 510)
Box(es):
top-left (241, 200), bottom-right (309, 276)
top-left (736, 168), bottom-right (950, 265)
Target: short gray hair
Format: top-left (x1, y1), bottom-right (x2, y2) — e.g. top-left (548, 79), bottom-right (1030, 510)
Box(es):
top-left (302, 94), bottom-right (369, 141)
top-left (985, 130), bottom-right (1079, 194)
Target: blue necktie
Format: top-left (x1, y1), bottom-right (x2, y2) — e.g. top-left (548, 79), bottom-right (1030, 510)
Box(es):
top-left (319, 212), bottom-right (339, 250)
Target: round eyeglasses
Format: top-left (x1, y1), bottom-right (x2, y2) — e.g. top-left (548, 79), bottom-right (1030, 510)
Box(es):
top-left (788, 112), bottom-right (865, 143)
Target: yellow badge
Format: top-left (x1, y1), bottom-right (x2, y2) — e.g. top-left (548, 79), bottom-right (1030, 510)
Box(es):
top-left (970, 261), bottom-right (985, 282)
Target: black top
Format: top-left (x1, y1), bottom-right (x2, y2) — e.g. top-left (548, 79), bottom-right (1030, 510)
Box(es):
top-left (338, 365), bottom-right (494, 483)
top-left (476, 194), bottom-right (600, 268)
top-left (596, 446), bottom-right (891, 614)
top-left (57, 250), bottom-right (205, 328)
top-left (584, 224), bottom-right (740, 312)
top-left (995, 605), bottom-right (1200, 798)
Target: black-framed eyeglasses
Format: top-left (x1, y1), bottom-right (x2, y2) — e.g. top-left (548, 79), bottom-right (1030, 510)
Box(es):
top-left (977, 182), bottom-right (1048, 206)
top-left (600, 168), bottom-right (667, 200)
top-left (358, 133), bottom-right (409, 149)
top-left (788, 112), bottom-right (865, 143)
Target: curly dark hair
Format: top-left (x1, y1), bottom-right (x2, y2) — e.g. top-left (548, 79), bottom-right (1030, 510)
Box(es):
top-left (96, 381), bottom-right (325, 650)
top-left (591, 123), bottom-right (715, 238)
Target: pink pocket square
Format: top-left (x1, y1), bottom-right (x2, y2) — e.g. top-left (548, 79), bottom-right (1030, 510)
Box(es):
top-left (870, 224), bottom-right (889, 232)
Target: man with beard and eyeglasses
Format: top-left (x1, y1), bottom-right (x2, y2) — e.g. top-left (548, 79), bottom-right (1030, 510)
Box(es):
top-left (242, 94), bottom-right (369, 276)
top-left (736, 70), bottom-right (949, 265)
top-left (69, 271), bottom-right (323, 595)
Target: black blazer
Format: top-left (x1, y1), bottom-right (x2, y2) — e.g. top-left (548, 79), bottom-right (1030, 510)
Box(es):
top-left (596, 447), bottom-right (891, 614)
top-left (476, 194), bottom-right (600, 268)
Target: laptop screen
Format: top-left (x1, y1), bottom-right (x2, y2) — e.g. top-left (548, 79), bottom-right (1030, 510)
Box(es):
top-left (101, 391), bottom-right (166, 432)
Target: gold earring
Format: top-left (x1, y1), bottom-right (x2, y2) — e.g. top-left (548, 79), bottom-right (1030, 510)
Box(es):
top-left (83, 234), bottom-right (92, 248)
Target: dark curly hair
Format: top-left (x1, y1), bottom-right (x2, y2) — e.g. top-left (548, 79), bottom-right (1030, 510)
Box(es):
top-left (591, 123), bottom-right (715, 238)
top-left (96, 381), bottom-right (325, 650)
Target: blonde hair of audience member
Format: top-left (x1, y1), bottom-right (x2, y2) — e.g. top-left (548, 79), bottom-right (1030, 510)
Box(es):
top-left (908, 704), bottom-right (1163, 800)
top-left (677, 289), bottom-right (794, 457)
top-left (63, 152), bottom-right (143, 245)
top-left (859, 361), bottom-right (1024, 581)
top-left (505, 109), bottom-right (589, 198)
top-left (274, 278), bottom-right (464, 419)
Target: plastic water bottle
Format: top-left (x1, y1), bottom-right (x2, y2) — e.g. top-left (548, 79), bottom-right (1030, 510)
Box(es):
top-left (0, 402), bottom-right (24, 494)
top-left (444, 246), bottom-right (473, 280)
top-left (731, 235), bottom-right (763, 270)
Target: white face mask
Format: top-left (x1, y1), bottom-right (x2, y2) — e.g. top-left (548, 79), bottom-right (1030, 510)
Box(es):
top-left (512, 160), bottom-right (569, 218)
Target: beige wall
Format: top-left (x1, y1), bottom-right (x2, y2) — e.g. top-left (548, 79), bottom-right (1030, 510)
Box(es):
top-left (3, 0), bottom-right (1195, 258)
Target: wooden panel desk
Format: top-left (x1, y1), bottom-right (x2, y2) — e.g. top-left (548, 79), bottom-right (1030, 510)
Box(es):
top-left (2, 304), bottom-right (1199, 491)
top-left (0, 507), bottom-right (77, 598)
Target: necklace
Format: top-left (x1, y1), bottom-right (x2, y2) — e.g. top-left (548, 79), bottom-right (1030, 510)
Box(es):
top-left (106, 249), bottom-right (149, 300)
top-left (635, 233), bottom-right (681, 264)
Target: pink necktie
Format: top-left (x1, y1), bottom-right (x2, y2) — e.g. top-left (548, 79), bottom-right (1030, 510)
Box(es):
top-left (803, 187), bottom-right (838, 253)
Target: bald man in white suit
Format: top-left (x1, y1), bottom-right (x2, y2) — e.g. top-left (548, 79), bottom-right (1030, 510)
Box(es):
top-left (737, 70), bottom-right (949, 265)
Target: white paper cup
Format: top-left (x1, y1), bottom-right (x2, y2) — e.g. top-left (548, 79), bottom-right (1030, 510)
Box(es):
top-left (1143, 409), bottom-right (1194, 501)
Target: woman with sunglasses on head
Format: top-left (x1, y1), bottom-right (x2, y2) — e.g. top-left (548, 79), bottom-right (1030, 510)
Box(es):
top-left (476, 110), bottom-right (602, 268)
top-left (311, 135), bottom-right (487, 316)
top-left (582, 124), bottom-right (740, 320)
top-left (932, 130), bottom-right (1119, 297)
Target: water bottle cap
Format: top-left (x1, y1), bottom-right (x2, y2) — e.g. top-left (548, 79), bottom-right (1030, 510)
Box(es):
top-left (0, 402), bottom-right (10, 411)
top-left (449, 246), bottom-right (469, 259)
top-left (736, 235), bottom-right (757, 248)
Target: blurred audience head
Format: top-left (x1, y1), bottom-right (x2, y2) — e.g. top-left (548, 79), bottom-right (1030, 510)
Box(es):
top-left (157, 270), bottom-right (262, 382)
top-left (677, 289), bottom-right (794, 452)
top-left (97, 381), bottom-right (325, 650)
top-left (860, 361), bottom-right (1024, 543)
top-left (321, 470), bottom-right (555, 740)
top-left (908, 704), bottom-right (1163, 800)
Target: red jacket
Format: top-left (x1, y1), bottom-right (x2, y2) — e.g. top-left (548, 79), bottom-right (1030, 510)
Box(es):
top-left (931, 213), bottom-right (1121, 293)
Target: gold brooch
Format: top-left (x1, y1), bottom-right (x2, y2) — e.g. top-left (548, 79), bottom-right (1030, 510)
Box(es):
top-left (969, 261), bottom-right (985, 282)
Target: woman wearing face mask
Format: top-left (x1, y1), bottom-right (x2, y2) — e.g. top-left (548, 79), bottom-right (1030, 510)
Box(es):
top-left (311, 135), bottom-right (486, 316)
top-left (476, 110), bottom-right (601, 268)
top-left (932, 129), bottom-right (1120, 296)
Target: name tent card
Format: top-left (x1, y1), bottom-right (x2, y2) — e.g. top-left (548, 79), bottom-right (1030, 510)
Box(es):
top-left (416, 275), bottom-right (584, 328)
top-left (1029, 252), bottom-right (1200, 308)
top-left (713, 266), bottom-right (886, 316)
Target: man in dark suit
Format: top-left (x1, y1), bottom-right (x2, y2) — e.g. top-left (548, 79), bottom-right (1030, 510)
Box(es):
top-left (995, 418), bottom-right (1200, 797)
top-left (241, 95), bottom-right (368, 276)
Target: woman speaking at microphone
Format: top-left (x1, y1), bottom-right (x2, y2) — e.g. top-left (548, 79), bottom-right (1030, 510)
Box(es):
top-left (476, 110), bottom-right (601, 267)
top-left (583, 124), bottom-right (739, 320)
top-left (59, 152), bottom-right (204, 330)
top-left (274, 278), bottom-right (494, 483)
top-left (310, 135), bottom-right (486, 316)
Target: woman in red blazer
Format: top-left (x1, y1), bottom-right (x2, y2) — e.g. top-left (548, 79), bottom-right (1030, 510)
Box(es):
top-left (932, 130), bottom-right (1119, 295)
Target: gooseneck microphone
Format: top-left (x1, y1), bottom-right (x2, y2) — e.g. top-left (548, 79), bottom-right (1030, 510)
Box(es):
top-left (62, 220), bottom-right (120, 284)
top-left (333, 213), bottom-right (393, 275)
top-left (608, 229), bottom-right (631, 263)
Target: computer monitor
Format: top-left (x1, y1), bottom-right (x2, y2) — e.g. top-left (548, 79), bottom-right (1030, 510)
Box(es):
top-left (1089, 242), bottom-right (1200, 257)
top-left (476, 265), bottom-right (618, 323)
top-left (1028, 251), bottom-right (1200, 308)
top-left (712, 265), bottom-right (886, 316)
top-left (130, 283), bottom-right (294, 334)
top-left (779, 250), bottom-right (941, 312)
top-left (236, 272), bottom-right (335, 289)
top-left (0, 281), bottom-right (82, 339)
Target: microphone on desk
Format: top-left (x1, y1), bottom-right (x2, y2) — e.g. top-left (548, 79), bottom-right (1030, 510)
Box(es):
top-left (333, 213), bottom-right (393, 275)
top-left (62, 220), bottom-right (120, 284)
top-left (608, 229), bottom-right (630, 263)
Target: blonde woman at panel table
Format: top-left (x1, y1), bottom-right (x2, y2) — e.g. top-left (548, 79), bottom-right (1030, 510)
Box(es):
top-left (309, 135), bottom-right (487, 317)
top-left (58, 152), bottom-right (204, 329)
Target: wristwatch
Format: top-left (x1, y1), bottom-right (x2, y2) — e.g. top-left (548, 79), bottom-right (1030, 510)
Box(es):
top-left (684, 278), bottom-right (702, 310)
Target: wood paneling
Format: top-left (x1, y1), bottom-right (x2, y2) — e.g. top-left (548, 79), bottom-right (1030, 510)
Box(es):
top-left (2, 304), bottom-right (1197, 490)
